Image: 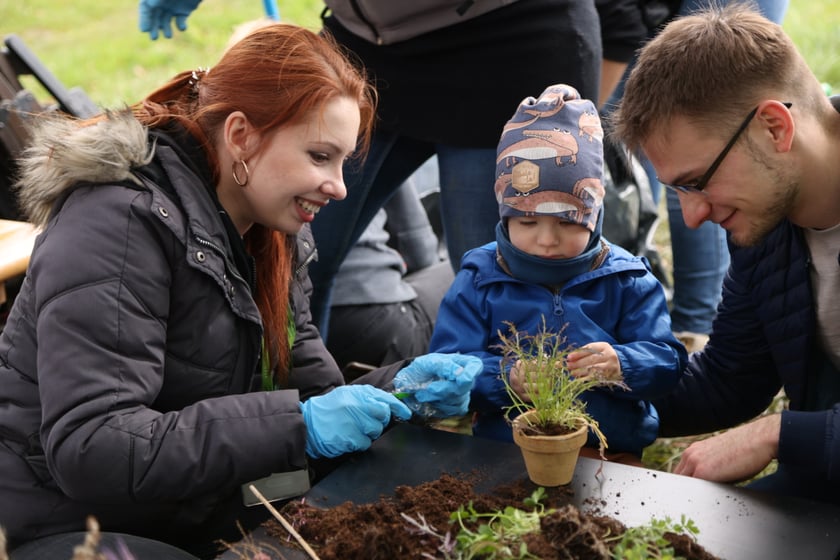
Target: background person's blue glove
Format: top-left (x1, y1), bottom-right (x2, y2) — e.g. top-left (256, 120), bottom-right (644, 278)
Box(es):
top-left (139, 0), bottom-right (202, 40)
top-left (300, 385), bottom-right (411, 459)
top-left (263, 0), bottom-right (281, 21)
top-left (393, 353), bottom-right (482, 418)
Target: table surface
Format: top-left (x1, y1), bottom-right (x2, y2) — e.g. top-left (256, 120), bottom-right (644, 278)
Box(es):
top-left (222, 423), bottom-right (840, 560)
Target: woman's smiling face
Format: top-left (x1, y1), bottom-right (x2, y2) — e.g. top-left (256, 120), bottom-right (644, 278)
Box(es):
top-left (223, 95), bottom-right (361, 236)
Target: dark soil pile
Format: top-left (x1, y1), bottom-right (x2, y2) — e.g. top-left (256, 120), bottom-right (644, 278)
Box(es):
top-left (263, 473), bottom-right (720, 560)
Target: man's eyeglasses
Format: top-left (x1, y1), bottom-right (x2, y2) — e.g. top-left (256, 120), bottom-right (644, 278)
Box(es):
top-left (659, 102), bottom-right (793, 195)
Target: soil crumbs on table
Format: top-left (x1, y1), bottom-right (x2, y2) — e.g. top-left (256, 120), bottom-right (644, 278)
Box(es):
top-left (261, 472), bottom-right (720, 559)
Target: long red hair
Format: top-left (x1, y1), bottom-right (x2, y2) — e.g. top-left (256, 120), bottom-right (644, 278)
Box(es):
top-left (133, 24), bottom-right (376, 385)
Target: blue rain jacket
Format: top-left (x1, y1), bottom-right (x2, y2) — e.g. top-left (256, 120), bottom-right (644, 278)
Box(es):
top-left (430, 241), bottom-right (687, 455)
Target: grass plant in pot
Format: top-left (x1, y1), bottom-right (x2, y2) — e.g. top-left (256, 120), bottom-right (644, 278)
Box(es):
top-left (499, 320), bottom-right (627, 486)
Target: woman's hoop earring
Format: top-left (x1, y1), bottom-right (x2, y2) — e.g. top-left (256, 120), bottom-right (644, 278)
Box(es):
top-left (232, 160), bottom-right (250, 187)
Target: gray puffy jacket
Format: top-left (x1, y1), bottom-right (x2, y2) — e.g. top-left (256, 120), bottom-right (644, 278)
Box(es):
top-left (0, 112), bottom-right (399, 548)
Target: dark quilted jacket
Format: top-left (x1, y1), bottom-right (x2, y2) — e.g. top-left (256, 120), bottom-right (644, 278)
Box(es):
top-left (655, 219), bottom-right (840, 482)
top-left (0, 112), bottom-right (402, 548)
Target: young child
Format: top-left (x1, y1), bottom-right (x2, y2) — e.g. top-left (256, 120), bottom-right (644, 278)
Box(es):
top-left (429, 84), bottom-right (687, 460)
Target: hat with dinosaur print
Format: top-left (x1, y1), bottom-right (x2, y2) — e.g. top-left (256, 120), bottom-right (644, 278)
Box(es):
top-left (495, 84), bottom-right (605, 232)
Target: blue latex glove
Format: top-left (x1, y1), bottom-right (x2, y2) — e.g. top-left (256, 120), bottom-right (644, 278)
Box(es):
top-left (300, 385), bottom-right (411, 459)
top-left (394, 353), bottom-right (482, 418)
top-left (139, 0), bottom-right (202, 40)
top-left (263, 0), bottom-right (281, 21)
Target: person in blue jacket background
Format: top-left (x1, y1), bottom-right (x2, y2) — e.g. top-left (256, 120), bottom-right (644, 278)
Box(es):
top-left (429, 84), bottom-right (687, 461)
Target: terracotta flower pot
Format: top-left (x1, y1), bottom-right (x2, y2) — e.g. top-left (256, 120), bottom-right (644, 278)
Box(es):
top-left (512, 410), bottom-right (588, 487)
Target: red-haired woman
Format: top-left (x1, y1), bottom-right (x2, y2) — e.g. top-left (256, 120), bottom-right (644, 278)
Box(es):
top-left (0, 23), bottom-right (479, 560)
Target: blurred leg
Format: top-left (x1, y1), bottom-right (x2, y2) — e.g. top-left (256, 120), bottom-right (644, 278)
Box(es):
top-left (308, 131), bottom-right (433, 330)
top-left (666, 189), bottom-right (729, 333)
top-left (404, 259), bottom-right (454, 325)
top-left (435, 145), bottom-right (498, 271)
top-left (327, 303), bottom-right (417, 371)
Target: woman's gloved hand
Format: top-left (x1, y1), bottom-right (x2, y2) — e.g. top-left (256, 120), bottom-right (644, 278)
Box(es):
top-left (138, 0), bottom-right (202, 40)
top-left (394, 353), bottom-right (482, 418)
top-left (300, 385), bottom-right (411, 459)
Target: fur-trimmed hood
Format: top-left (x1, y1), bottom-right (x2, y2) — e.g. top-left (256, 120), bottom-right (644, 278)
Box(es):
top-left (14, 110), bottom-right (153, 227)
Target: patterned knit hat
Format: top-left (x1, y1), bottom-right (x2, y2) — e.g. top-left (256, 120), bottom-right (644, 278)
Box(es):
top-left (495, 84), bottom-right (605, 232)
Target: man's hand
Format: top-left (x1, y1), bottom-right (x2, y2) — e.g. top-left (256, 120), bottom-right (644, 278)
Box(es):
top-left (673, 414), bottom-right (781, 483)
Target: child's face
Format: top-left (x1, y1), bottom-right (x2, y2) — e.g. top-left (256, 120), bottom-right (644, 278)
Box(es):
top-left (507, 215), bottom-right (591, 260)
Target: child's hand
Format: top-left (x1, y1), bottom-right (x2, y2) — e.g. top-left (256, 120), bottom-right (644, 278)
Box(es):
top-left (566, 343), bottom-right (622, 381)
top-left (508, 359), bottom-right (533, 402)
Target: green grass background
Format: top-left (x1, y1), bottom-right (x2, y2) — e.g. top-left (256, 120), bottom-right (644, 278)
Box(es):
top-left (2, 0), bottom-right (323, 108)
top-left (3, 1), bottom-right (839, 109)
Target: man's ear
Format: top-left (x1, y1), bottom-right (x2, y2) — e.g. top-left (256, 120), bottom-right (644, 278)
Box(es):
top-left (757, 100), bottom-right (795, 153)
top-left (223, 111), bottom-right (257, 160)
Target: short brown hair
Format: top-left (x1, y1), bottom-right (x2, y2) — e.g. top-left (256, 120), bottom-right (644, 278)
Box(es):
top-left (611, 2), bottom-right (818, 153)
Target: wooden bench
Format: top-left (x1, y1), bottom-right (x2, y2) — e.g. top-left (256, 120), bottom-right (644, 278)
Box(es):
top-left (0, 36), bottom-right (97, 308)
top-left (0, 219), bottom-right (37, 304)
top-left (0, 35), bottom-right (97, 308)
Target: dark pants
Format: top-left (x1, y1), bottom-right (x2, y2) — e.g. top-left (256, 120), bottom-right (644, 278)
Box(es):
top-left (327, 261), bottom-right (453, 375)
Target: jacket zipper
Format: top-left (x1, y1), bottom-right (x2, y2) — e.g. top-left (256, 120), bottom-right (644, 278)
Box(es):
top-left (552, 290), bottom-right (564, 316)
top-left (194, 235), bottom-right (250, 290)
top-left (296, 244), bottom-right (318, 277)
top-left (195, 234), bottom-right (263, 387)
